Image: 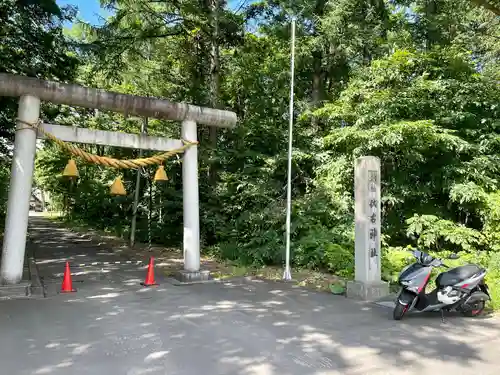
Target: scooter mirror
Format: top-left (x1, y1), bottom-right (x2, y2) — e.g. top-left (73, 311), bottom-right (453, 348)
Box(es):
top-left (448, 253), bottom-right (460, 260)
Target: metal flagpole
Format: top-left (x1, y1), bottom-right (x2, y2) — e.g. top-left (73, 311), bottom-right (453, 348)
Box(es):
top-left (283, 15), bottom-right (296, 281)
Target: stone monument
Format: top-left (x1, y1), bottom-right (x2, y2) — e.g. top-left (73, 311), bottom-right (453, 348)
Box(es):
top-left (346, 156), bottom-right (390, 300)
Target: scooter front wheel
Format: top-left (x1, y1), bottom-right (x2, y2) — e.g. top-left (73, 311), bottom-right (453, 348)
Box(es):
top-left (393, 302), bottom-right (409, 320)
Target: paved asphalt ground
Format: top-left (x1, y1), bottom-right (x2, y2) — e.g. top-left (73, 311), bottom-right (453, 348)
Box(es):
top-left (0, 216), bottom-right (500, 375)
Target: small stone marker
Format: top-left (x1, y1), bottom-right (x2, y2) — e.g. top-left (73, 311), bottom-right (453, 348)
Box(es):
top-left (346, 156), bottom-right (389, 300)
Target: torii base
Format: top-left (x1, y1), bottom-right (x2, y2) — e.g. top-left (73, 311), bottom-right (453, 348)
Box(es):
top-left (175, 269), bottom-right (211, 283)
top-left (0, 258), bottom-right (44, 299)
top-left (168, 269), bottom-right (216, 286)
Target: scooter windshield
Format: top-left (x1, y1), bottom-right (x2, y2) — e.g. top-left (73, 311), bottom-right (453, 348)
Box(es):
top-left (411, 250), bottom-right (436, 266)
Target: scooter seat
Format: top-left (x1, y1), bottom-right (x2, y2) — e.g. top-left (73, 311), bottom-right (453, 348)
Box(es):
top-left (436, 264), bottom-right (482, 287)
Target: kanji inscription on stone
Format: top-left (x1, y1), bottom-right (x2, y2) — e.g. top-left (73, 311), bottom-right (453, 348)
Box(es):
top-left (354, 157), bottom-right (382, 284)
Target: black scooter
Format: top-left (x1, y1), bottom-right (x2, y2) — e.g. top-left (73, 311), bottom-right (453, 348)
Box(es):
top-left (394, 249), bottom-right (491, 320)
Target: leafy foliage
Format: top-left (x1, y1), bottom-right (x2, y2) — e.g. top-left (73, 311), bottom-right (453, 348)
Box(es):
top-left (0, 0), bottom-right (79, 141)
top-left (0, 0), bottom-right (80, 223)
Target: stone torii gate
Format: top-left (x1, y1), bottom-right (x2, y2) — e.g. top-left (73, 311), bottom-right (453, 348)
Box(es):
top-left (0, 73), bottom-right (237, 285)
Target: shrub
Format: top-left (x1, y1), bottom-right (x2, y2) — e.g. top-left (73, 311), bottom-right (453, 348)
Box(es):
top-left (381, 246), bottom-right (413, 282)
top-left (324, 243), bottom-right (354, 278)
top-left (293, 225), bottom-right (336, 269)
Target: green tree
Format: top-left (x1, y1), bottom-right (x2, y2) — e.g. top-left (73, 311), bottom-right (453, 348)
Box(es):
top-left (315, 48), bottom-right (500, 250)
top-left (0, 0), bottom-right (80, 227)
top-left (0, 0), bottom-right (79, 144)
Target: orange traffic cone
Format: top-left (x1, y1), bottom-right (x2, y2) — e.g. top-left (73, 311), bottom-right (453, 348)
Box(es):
top-left (141, 257), bottom-right (158, 287)
top-left (61, 261), bottom-right (76, 293)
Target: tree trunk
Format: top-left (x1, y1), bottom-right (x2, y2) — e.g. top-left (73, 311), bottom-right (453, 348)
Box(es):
top-left (208, 0), bottom-right (221, 184)
top-left (130, 117), bottom-right (147, 248)
top-left (311, 0), bottom-right (327, 127)
top-left (424, 0), bottom-right (438, 49)
top-left (471, 0), bottom-right (500, 15)
top-left (311, 50), bottom-right (323, 108)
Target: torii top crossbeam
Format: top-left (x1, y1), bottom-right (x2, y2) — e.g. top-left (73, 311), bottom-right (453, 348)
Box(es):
top-left (0, 73), bottom-right (237, 128)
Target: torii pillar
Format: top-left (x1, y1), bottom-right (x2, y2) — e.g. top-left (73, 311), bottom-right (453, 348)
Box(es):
top-left (0, 73), bottom-right (237, 285)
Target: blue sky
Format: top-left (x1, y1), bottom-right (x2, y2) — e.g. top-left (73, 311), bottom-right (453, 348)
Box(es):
top-left (56, 0), bottom-right (247, 25)
top-left (56, 0), bottom-right (110, 25)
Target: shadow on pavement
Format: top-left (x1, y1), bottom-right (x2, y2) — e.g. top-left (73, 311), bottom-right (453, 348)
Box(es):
top-left (0, 217), bottom-right (497, 375)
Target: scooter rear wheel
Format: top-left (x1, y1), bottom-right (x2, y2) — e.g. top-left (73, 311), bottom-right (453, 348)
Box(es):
top-left (393, 302), bottom-right (409, 320)
top-left (461, 301), bottom-right (485, 317)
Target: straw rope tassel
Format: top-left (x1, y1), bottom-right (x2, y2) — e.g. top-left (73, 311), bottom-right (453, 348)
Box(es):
top-left (19, 119), bottom-right (197, 169)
